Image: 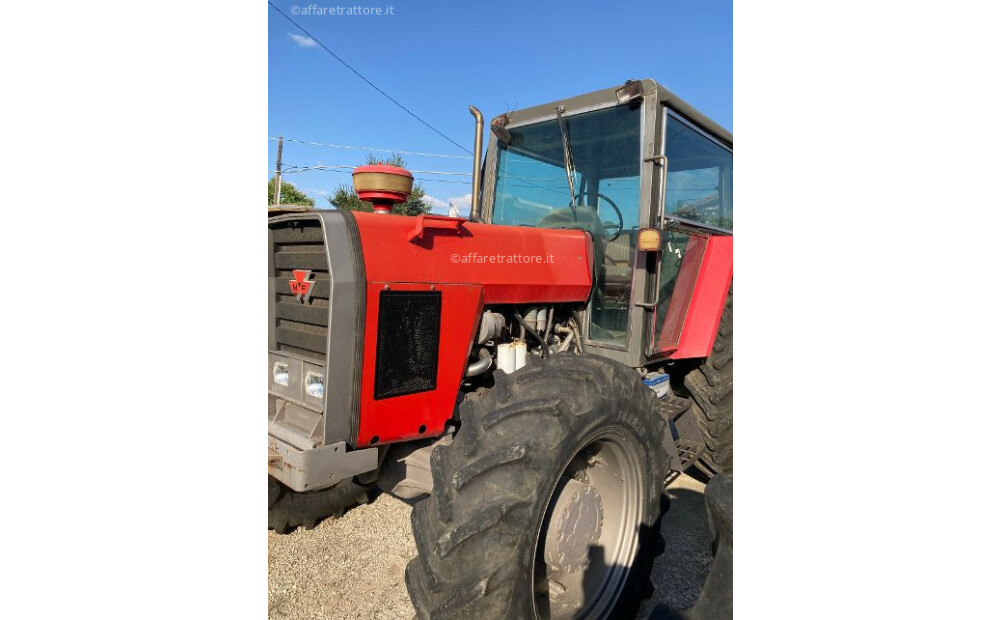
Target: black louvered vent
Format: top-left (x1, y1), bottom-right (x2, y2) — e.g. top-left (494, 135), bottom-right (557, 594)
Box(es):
top-left (374, 290), bottom-right (441, 400)
top-left (270, 220), bottom-right (330, 362)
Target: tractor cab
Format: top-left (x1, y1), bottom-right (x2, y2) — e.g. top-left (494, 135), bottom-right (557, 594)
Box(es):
top-left (478, 79), bottom-right (733, 367)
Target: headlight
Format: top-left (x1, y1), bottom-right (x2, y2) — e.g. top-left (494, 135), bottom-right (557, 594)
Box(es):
top-left (304, 371), bottom-right (324, 399)
top-left (272, 361), bottom-right (290, 387)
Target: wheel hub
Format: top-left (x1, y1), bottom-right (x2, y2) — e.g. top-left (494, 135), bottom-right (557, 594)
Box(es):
top-left (543, 478), bottom-right (604, 573)
top-left (532, 433), bottom-right (647, 620)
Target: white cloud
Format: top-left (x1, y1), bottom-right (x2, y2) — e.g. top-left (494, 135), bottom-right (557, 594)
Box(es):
top-left (447, 194), bottom-right (473, 217)
top-left (424, 194), bottom-right (450, 214)
top-left (424, 193), bottom-right (472, 217)
top-left (288, 33), bottom-right (317, 48)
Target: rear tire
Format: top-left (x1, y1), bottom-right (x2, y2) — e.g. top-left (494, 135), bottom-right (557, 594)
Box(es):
top-left (405, 354), bottom-right (669, 619)
top-left (684, 290), bottom-right (733, 476)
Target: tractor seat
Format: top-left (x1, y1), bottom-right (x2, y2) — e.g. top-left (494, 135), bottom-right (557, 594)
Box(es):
top-left (604, 264), bottom-right (632, 284)
top-left (536, 207), bottom-right (636, 290)
top-left (602, 232), bottom-right (635, 286)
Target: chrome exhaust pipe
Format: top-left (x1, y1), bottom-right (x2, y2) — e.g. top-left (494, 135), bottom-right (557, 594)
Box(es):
top-left (469, 105), bottom-right (484, 221)
top-left (465, 346), bottom-right (492, 377)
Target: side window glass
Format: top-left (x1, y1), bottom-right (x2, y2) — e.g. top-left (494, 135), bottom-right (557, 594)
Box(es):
top-left (664, 116), bottom-right (733, 231)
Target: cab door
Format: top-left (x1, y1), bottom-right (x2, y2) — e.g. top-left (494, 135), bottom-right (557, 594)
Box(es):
top-left (645, 110), bottom-right (733, 359)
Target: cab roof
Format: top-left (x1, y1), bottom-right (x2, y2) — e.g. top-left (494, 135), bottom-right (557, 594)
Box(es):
top-left (500, 79), bottom-right (732, 149)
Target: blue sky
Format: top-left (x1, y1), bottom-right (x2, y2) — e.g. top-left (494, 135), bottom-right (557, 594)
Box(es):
top-left (268, 1), bottom-right (732, 214)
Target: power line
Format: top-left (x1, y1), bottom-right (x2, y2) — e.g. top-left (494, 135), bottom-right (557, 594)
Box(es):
top-left (271, 166), bottom-right (472, 185)
top-left (415, 178), bottom-right (472, 185)
top-left (268, 1), bottom-right (472, 155)
top-left (280, 163), bottom-right (471, 176)
top-left (268, 137), bottom-right (471, 160)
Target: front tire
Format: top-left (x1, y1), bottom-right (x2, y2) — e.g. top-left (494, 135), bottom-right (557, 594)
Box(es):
top-left (267, 476), bottom-right (370, 534)
top-left (406, 354), bottom-right (669, 619)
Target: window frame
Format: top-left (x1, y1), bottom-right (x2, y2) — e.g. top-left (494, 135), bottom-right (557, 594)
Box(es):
top-left (484, 99), bottom-right (651, 354)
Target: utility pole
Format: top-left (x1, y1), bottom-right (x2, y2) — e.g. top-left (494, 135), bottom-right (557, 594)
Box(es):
top-left (273, 136), bottom-right (284, 206)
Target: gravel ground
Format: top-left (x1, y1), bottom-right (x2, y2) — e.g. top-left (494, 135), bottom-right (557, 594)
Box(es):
top-left (268, 473), bottom-right (713, 619)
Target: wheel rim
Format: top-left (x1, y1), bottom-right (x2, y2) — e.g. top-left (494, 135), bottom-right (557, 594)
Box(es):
top-left (531, 431), bottom-right (646, 620)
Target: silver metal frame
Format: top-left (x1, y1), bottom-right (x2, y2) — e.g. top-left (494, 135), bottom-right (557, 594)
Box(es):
top-left (268, 434), bottom-right (378, 492)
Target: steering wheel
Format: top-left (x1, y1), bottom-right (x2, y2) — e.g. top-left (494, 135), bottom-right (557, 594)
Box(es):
top-left (568, 192), bottom-right (624, 242)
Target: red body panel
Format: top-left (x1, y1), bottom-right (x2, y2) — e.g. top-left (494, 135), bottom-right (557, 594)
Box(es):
top-left (356, 282), bottom-right (483, 446)
top-left (656, 235), bottom-right (709, 350)
top-left (351, 212), bottom-right (594, 304)
top-left (351, 212), bottom-right (594, 445)
top-left (670, 236), bottom-right (733, 360)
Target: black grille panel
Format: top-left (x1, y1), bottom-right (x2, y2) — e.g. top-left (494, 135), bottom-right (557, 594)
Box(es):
top-left (374, 291), bottom-right (441, 400)
top-left (269, 220), bottom-right (330, 361)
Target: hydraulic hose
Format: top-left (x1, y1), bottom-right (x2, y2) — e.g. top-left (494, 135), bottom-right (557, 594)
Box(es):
top-left (513, 312), bottom-right (551, 358)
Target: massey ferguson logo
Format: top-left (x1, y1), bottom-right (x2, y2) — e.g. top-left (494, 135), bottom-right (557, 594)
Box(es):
top-left (289, 269), bottom-right (315, 303)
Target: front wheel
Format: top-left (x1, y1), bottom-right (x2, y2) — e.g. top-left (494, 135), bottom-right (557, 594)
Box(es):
top-left (406, 354), bottom-right (669, 619)
top-left (267, 476), bottom-right (370, 534)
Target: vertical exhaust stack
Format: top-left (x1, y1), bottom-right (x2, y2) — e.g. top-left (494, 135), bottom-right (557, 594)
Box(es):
top-left (469, 105), bottom-right (484, 221)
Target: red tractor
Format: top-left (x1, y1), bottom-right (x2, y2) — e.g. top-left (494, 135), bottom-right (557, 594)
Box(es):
top-left (268, 79), bottom-right (732, 619)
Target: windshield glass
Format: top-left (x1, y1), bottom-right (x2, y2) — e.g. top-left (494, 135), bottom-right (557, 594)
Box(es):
top-left (492, 104), bottom-right (641, 234)
top-left (491, 104), bottom-right (642, 348)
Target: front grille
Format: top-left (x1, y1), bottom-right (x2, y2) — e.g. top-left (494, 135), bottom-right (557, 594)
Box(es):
top-left (374, 290), bottom-right (442, 400)
top-left (269, 220), bottom-right (330, 361)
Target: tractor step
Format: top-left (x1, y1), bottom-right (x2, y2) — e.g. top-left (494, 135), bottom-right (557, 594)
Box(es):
top-left (656, 392), bottom-right (709, 479)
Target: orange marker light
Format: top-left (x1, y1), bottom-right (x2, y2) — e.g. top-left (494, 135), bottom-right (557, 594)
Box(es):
top-left (637, 228), bottom-right (662, 252)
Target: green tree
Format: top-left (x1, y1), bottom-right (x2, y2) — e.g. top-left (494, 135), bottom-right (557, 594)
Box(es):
top-left (268, 177), bottom-right (315, 207)
top-left (328, 154), bottom-right (430, 216)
